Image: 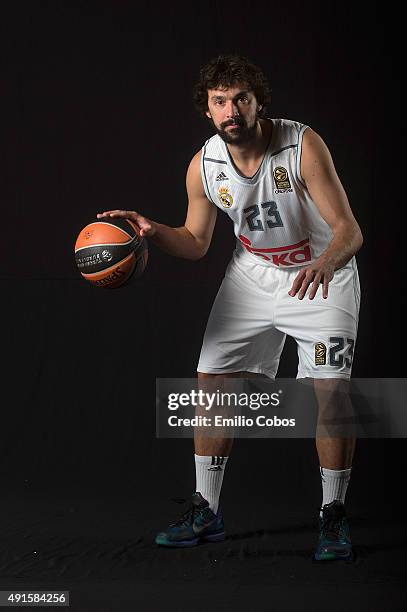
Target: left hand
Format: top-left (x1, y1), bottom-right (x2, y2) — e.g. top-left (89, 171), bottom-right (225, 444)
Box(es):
top-left (288, 257), bottom-right (335, 300)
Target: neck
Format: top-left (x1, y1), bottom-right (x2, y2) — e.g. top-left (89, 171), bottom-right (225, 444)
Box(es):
top-left (226, 119), bottom-right (271, 163)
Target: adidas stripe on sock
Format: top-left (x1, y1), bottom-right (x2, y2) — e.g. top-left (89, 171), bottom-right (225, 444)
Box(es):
top-left (195, 454), bottom-right (228, 514)
top-left (320, 466), bottom-right (352, 515)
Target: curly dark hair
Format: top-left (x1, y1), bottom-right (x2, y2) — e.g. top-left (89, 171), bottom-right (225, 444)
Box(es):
top-left (193, 55), bottom-right (271, 119)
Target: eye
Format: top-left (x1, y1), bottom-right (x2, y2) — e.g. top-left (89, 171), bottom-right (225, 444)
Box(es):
top-left (238, 96), bottom-right (249, 103)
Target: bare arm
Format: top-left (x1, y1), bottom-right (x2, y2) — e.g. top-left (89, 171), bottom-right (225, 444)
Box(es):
top-left (97, 151), bottom-right (217, 260)
top-left (288, 128), bottom-right (363, 299)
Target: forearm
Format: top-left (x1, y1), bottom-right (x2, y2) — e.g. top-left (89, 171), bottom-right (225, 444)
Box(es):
top-left (320, 222), bottom-right (363, 270)
top-left (150, 223), bottom-right (207, 260)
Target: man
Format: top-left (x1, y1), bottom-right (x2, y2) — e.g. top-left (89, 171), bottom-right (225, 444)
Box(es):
top-left (97, 55), bottom-right (363, 561)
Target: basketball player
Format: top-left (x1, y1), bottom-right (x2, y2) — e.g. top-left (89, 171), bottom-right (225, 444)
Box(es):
top-left (97, 55), bottom-right (363, 561)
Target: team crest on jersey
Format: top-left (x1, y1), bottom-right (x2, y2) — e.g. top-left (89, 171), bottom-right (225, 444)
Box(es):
top-left (315, 342), bottom-right (327, 365)
top-left (273, 166), bottom-right (293, 193)
top-left (218, 186), bottom-right (233, 208)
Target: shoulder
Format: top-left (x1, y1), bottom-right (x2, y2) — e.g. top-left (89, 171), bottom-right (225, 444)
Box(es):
top-left (267, 118), bottom-right (310, 150)
top-left (189, 149), bottom-right (203, 170)
top-left (301, 128), bottom-right (333, 164)
top-left (187, 149), bottom-right (206, 194)
top-left (188, 132), bottom-right (220, 167)
top-left (300, 128), bottom-right (339, 186)
top-left (201, 132), bottom-right (224, 160)
top-left (188, 132), bottom-right (220, 173)
top-left (270, 117), bottom-right (308, 134)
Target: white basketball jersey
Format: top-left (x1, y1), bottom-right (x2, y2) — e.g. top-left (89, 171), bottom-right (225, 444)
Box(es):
top-left (200, 118), bottom-right (334, 268)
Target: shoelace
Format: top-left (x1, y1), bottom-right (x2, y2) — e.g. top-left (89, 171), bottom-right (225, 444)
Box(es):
top-left (169, 498), bottom-right (196, 527)
top-left (321, 514), bottom-right (344, 540)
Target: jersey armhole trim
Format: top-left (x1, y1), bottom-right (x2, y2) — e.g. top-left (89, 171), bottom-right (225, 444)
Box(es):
top-left (296, 124), bottom-right (309, 188)
top-left (201, 143), bottom-right (216, 204)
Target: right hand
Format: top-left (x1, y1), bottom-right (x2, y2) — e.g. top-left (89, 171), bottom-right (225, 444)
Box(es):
top-left (96, 209), bottom-right (157, 238)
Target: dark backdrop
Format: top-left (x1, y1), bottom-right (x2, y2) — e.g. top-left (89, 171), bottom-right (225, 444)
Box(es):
top-left (1, 1), bottom-right (403, 504)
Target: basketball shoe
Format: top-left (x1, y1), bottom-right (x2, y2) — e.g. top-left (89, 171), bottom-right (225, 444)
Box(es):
top-left (155, 492), bottom-right (225, 547)
top-left (314, 500), bottom-right (353, 561)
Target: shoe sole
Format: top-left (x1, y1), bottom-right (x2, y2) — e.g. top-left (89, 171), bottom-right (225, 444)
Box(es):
top-left (313, 550), bottom-right (353, 562)
top-left (156, 530), bottom-right (226, 548)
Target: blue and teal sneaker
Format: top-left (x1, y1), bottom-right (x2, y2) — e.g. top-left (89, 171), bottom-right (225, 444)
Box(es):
top-left (314, 500), bottom-right (353, 561)
top-left (155, 492), bottom-right (226, 548)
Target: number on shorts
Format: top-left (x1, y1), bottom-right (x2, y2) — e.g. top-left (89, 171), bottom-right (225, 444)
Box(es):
top-left (244, 201), bottom-right (284, 232)
top-left (329, 337), bottom-right (355, 368)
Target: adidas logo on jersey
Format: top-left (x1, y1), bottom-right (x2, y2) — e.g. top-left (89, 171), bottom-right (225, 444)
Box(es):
top-left (216, 171), bottom-right (229, 181)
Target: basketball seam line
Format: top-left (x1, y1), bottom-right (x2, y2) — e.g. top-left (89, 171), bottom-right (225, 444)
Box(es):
top-left (75, 238), bottom-right (137, 252)
top-left (83, 221), bottom-right (134, 240)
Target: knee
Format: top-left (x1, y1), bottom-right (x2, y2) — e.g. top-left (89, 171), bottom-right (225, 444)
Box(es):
top-left (197, 371), bottom-right (218, 380)
top-left (197, 371), bottom-right (242, 381)
top-left (314, 378), bottom-right (350, 394)
top-left (314, 378), bottom-right (353, 417)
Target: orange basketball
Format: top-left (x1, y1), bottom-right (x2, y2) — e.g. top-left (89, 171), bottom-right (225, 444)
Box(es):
top-left (74, 218), bottom-right (148, 288)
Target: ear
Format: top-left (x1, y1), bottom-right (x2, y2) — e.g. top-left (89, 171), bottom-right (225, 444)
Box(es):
top-left (205, 110), bottom-right (212, 119)
top-left (257, 105), bottom-right (262, 111)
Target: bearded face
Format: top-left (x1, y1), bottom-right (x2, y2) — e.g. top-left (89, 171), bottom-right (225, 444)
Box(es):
top-left (206, 85), bottom-right (261, 145)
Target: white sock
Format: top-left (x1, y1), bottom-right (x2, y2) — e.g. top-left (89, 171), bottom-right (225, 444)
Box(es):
top-left (195, 454), bottom-right (228, 514)
top-left (320, 466), bottom-right (352, 515)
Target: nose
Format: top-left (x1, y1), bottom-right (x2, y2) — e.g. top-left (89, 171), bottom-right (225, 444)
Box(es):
top-left (224, 99), bottom-right (239, 119)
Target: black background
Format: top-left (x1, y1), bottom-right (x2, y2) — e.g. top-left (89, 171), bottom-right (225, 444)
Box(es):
top-left (1, 1), bottom-right (405, 610)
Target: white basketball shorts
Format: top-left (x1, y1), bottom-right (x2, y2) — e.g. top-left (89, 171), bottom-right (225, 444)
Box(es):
top-left (197, 251), bottom-right (360, 380)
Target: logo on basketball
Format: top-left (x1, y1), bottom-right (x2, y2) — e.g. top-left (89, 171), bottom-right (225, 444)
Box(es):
top-left (218, 186), bottom-right (234, 208)
top-left (315, 342), bottom-right (327, 365)
top-left (273, 166), bottom-right (292, 190)
top-left (94, 266), bottom-right (125, 286)
top-left (101, 250), bottom-right (113, 262)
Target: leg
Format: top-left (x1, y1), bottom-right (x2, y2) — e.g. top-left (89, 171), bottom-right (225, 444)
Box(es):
top-left (316, 437), bottom-right (355, 470)
top-left (314, 376), bottom-right (354, 509)
top-left (194, 370), bottom-right (265, 511)
top-left (313, 377), bottom-right (355, 561)
top-left (155, 370), bottom-right (264, 548)
top-left (195, 370), bottom-right (265, 456)
top-left (195, 372), bottom-right (234, 457)
top-left (274, 261), bottom-right (360, 561)
top-left (194, 257), bottom-right (284, 511)
top-left (155, 256), bottom-right (285, 547)
top-left (314, 377), bottom-right (356, 470)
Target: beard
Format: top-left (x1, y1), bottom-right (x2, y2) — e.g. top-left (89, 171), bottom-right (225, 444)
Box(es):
top-left (213, 115), bottom-right (259, 145)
